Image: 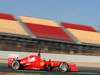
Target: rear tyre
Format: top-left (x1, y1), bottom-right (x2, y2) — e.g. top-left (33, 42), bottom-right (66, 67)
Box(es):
top-left (11, 60), bottom-right (20, 70)
top-left (59, 63), bottom-right (69, 72)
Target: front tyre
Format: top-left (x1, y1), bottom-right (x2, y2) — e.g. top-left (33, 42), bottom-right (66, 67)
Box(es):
top-left (11, 60), bottom-right (20, 70)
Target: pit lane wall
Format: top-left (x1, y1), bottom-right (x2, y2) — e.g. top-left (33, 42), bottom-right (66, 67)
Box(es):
top-left (0, 51), bottom-right (100, 68)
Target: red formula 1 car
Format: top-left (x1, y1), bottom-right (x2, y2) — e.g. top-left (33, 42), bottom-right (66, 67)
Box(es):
top-left (8, 53), bottom-right (78, 72)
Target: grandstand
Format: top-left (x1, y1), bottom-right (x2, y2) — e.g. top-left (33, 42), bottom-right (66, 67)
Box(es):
top-left (0, 12), bottom-right (100, 55)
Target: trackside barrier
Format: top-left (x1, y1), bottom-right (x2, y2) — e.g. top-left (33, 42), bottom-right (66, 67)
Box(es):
top-left (0, 51), bottom-right (100, 67)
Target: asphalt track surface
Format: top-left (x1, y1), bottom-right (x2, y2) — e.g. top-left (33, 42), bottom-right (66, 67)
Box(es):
top-left (0, 63), bottom-right (100, 75)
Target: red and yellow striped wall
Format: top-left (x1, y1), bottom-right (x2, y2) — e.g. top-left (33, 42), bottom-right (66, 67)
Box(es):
top-left (67, 29), bottom-right (100, 44)
top-left (20, 16), bottom-right (60, 27)
top-left (0, 13), bottom-right (15, 20)
top-left (19, 16), bottom-right (73, 42)
top-left (61, 22), bottom-right (97, 32)
top-left (0, 12), bottom-right (100, 45)
top-left (0, 13), bottom-right (29, 36)
top-left (61, 22), bottom-right (100, 44)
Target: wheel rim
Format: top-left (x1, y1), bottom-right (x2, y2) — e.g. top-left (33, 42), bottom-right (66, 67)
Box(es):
top-left (12, 61), bottom-right (20, 70)
top-left (59, 63), bottom-right (68, 72)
